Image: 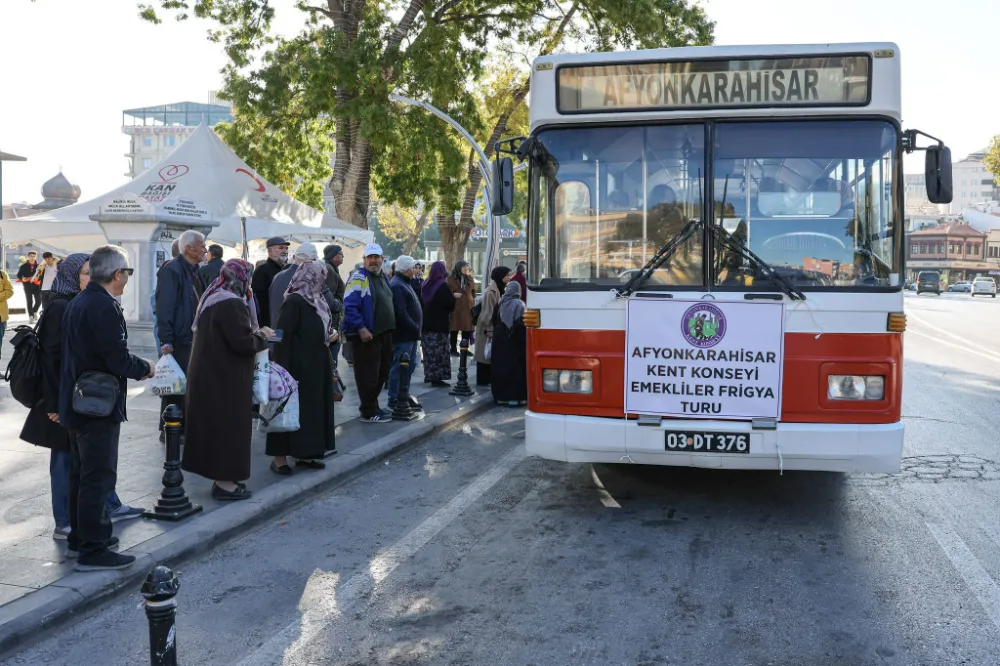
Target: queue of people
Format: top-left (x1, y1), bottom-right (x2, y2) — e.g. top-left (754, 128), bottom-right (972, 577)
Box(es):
top-left (13, 234), bottom-right (528, 572)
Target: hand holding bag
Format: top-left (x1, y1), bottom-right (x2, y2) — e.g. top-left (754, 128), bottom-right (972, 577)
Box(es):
top-left (72, 371), bottom-right (120, 418)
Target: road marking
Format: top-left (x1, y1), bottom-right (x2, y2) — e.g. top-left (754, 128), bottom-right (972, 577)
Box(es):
top-left (926, 521), bottom-right (1000, 631)
top-left (234, 444), bottom-right (527, 666)
top-left (591, 467), bottom-right (621, 508)
top-left (907, 325), bottom-right (1000, 367)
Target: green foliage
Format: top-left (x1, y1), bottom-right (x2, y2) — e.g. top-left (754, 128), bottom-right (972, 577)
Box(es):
top-left (985, 135), bottom-right (1000, 186)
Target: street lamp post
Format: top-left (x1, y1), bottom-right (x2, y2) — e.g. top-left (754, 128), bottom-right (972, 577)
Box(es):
top-left (0, 150), bottom-right (29, 274)
top-left (388, 94), bottom-right (523, 287)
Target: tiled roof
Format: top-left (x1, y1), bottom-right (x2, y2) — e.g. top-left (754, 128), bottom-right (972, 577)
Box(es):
top-left (910, 223), bottom-right (986, 238)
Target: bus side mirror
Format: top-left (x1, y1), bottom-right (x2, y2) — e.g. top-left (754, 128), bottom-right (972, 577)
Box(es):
top-left (925, 145), bottom-right (953, 204)
top-left (491, 157), bottom-right (514, 216)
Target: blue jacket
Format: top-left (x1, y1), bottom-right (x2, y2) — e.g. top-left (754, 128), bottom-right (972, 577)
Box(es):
top-left (390, 274), bottom-right (422, 343)
top-left (343, 268), bottom-right (386, 337)
top-left (59, 283), bottom-right (152, 430)
top-left (155, 258), bottom-right (201, 348)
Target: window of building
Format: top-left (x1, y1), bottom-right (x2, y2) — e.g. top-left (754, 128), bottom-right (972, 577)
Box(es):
top-left (912, 244), bottom-right (919, 255)
top-left (165, 136), bottom-right (176, 147)
top-left (142, 158), bottom-right (152, 169)
top-left (965, 243), bottom-right (973, 255)
top-left (938, 243), bottom-right (945, 254)
top-left (142, 137), bottom-right (153, 147)
top-left (962, 180), bottom-right (967, 186)
top-left (949, 242), bottom-right (957, 254)
top-left (973, 243), bottom-right (981, 256)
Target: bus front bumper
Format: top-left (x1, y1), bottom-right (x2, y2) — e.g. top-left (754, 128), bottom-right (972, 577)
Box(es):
top-left (525, 411), bottom-right (903, 474)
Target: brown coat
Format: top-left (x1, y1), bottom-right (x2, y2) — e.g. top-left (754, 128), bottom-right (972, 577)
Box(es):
top-left (182, 298), bottom-right (268, 482)
top-left (446, 275), bottom-right (476, 332)
top-left (474, 282), bottom-right (501, 363)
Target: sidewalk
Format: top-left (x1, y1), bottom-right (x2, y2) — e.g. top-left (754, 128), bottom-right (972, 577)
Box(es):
top-left (0, 333), bottom-right (492, 657)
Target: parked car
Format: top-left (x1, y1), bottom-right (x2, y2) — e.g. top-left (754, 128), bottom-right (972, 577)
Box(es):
top-left (916, 271), bottom-right (942, 295)
top-left (971, 276), bottom-right (997, 298)
top-left (948, 281), bottom-right (973, 293)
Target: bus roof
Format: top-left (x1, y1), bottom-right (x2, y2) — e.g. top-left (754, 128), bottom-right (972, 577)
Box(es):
top-left (530, 42), bottom-right (901, 132)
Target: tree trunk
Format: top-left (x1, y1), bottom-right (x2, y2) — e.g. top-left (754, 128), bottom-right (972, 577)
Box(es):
top-left (331, 118), bottom-right (374, 227)
top-left (402, 210), bottom-right (430, 256)
top-left (438, 211), bottom-right (469, 268)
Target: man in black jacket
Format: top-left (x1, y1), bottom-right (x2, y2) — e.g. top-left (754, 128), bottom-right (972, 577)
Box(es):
top-left (250, 236), bottom-right (289, 327)
top-left (154, 229), bottom-right (205, 438)
top-left (59, 245), bottom-right (154, 571)
top-left (387, 255), bottom-right (423, 411)
top-left (199, 244), bottom-right (224, 287)
top-left (17, 251), bottom-right (41, 322)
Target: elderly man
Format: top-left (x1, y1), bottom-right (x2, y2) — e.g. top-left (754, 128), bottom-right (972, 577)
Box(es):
top-left (387, 255), bottom-right (423, 412)
top-left (60, 245), bottom-right (155, 571)
top-left (251, 236), bottom-right (289, 327)
top-left (154, 229), bottom-right (206, 440)
top-left (268, 242), bottom-right (319, 328)
top-left (343, 243), bottom-right (395, 423)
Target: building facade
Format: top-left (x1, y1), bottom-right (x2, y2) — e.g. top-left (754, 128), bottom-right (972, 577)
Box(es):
top-left (949, 148), bottom-right (1000, 214)
top-left (907, 222), bottom-right (989, 283)
top-left (122, 99), bottom-right (233, 178)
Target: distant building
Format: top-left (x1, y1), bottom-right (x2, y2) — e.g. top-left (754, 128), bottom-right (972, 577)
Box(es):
top-left (122, 98), bottom-right (233, 179)
top-left (1, 171), bottom-right (81, 272)
top-left (907, 222), bottom-right (989, 283)
top-left (949, 148), bottom-right (1000, 214)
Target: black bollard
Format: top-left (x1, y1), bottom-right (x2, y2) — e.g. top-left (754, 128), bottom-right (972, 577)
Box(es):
top-left (449, 339), bottom-right (475, 397)
top-left (391, 353), bottom-right (420, 421)
top-left (142, 565), bottom-right (180, 666)
top-left (144, 405), bottom-right (203, 522)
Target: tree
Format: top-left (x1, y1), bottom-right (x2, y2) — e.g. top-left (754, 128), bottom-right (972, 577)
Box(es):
top-left (985, 135), bottom-right (1000, 186)
top-left (374, 201), bottom-right (431, 256)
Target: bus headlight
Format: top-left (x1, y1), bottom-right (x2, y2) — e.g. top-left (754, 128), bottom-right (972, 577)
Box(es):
top-left (542, 369), bottom-right (594, 394)
top-left (828, 375), bottom-right (885, 401)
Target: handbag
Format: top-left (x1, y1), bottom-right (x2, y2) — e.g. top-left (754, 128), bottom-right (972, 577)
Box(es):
top-left (72, 371), bottom-right (121, 418)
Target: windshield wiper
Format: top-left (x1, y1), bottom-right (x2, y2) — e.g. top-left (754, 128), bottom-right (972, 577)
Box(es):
top-left (709, 222), bottom-right (806, 301)
top-left (617, 218), bottom-right (703, 298)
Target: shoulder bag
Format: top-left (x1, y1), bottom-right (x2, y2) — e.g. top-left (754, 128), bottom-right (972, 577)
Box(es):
top-left (72, 371), bottom-right (121, 418)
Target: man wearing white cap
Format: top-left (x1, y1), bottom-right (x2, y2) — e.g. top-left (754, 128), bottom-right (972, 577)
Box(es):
top-left (268, 242), bottom-right (319, 328)
top-left (343, 243), bottom-right (396, 423)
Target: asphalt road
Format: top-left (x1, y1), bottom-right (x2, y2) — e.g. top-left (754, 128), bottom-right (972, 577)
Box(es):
top-left (6, 291), bottom-right (1000, 666)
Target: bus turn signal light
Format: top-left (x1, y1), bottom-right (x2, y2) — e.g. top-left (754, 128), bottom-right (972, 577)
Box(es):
top-left (887, 313), bottom-right (906, 332)
top-left (523, 309), bottom-right (541, 328)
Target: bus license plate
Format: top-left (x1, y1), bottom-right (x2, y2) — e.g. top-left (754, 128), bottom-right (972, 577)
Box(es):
top-left (665, 431), bottom-right (749, 454)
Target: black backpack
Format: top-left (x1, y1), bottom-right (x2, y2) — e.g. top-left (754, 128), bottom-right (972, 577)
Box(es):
top-left (4, 321), bottom-right (44, 408)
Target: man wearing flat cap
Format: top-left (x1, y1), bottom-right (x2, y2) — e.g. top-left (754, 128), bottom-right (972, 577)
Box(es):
top-left (251, 237), bottom-right (289, 326)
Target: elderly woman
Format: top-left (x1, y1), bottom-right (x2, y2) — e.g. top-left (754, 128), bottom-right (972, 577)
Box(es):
top-left (267, 261), bottom-right (338, 474)
top-left (446, 260), bottom-right (476, 355)
top-left (182, 259), bottom-right (272, 501)
top-left (489, 281), bottom-right (528, 406)
top-left (474, 266), bottom-right (511, 386)
top-left (421, 261), bottom-right (456, 387)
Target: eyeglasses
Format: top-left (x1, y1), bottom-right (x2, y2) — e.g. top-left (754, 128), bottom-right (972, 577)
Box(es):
top-left (119, 268), bottom-right (135, 276)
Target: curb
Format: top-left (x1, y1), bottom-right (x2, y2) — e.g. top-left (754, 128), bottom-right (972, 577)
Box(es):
top-left (0, 392), bottom-right (493, 659)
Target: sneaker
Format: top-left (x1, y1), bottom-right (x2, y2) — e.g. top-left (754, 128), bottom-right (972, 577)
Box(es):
top-left (360, 410), bottom-right (393, 424)
top-left (109, 505), bottom-right (145, 523)
top-left (74, 549), bottom-right (135, 572)
top-left (52, 526), bottom-right (71, 540)
top-left (67, 536), bottom-right (119, 559)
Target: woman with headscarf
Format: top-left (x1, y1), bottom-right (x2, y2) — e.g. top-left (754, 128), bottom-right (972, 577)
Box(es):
top-left (490, 281), bottom-right (528, 405)
top-left (182, 259), bottom-right (272, 501)
top-left (420, 261), bottom-right (456, 387)
top-left (446, 260), bottom-right (476, 355)
top-left (474, 265), bottom-right (511, 386)
top-left (20, 254), bottom-right (141, 536)
top-left (266, 261), bottom-right (338, 474)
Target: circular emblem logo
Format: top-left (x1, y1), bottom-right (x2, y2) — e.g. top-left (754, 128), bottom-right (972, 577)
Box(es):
top-left (681, 303), bottom-right (727, 348)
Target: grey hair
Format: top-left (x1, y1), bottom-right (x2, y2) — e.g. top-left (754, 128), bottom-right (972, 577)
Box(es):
top-left (178, 230), bottom-right (205, 252)
top-left (170, 239), bottom-right (181, 257)
top-left (89, 245), bottom-right (130, 284)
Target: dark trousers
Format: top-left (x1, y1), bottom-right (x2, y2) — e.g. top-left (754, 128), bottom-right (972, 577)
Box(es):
top-left (450, 330), bottom-right (471, 353)
top-left (41, 290), bottom-right (52, 310)
top-left (67, 420), bottom-right (121, 555)
top-left (159, 343), bottom-right (192, 430)
top-left (23, 284), bottom-right (41, 318)
top-left (352, 332), bottom-right (392, 418)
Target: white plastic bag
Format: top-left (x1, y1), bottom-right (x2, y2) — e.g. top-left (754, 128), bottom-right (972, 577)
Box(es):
top-left (150, 354), bottom-right (187, 396)
top-left (252, 350), bottom-right (270, 405)
top-left (259, 390), bottom-right (300, 433)
top-left (484, 338), bottom-right (492, 361)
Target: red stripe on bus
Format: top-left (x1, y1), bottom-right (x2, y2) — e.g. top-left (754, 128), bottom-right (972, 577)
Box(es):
top-left (527, 329), bottom-right (901, 424)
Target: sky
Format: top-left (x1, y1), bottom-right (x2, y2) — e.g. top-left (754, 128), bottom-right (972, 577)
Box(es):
top-left (1, 0), bottom-right (996, 205)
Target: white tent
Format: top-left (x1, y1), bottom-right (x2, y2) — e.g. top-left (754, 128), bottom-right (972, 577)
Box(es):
top-left (1, 124), bottom-right (372, 252)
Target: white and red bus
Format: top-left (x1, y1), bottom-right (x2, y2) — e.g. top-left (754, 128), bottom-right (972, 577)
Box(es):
top-left (491, 43), bottom-right (952, 473)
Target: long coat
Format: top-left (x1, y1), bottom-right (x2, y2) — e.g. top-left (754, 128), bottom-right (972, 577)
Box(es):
top-left (265, 294), bottom-right (336, 459)
top-left (20, 293), bottom-right (73, 451)
top-left (446, 275), bottom-right (476, 332)
top-left (474, 282), bottom-right (501, 364)
top-left (182, 298), bottom-right (268, 482)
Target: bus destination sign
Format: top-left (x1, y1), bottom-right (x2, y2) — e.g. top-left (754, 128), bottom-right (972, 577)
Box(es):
top-left (558, 55), bottom-right (870, 112)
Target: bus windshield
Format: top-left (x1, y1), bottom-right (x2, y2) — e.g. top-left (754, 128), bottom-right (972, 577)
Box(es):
top-left (530, 119), bottom-right (900, 289)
